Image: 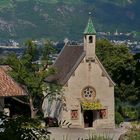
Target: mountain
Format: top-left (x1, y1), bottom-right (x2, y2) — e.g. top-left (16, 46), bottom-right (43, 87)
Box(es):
top-left (0, 0), bottom-right (139, 41)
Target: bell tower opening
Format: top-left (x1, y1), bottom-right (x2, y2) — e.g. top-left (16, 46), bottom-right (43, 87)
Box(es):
top-left (89, 36), bottom-right (93, 43)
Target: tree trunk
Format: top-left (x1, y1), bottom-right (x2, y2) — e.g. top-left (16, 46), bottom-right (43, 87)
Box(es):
top-left (29, 97), bottom-right (37, 118)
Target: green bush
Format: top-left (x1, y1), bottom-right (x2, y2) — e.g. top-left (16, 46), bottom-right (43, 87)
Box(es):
top-left (115, 111), bottom-right (124, 125)
top-left (121, 105), bottom-right (138, 120)
top-left (0, 113), bottom-right (50, 140)
top-left (119, 130), bottom-right (140, 140)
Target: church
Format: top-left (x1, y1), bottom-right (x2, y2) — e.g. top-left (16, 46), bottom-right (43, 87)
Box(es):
top-left (46, 18), bottom-right (115, 128)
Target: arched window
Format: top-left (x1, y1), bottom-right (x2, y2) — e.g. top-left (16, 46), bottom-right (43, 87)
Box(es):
top-left (89, 36), bottom-right (93, 43)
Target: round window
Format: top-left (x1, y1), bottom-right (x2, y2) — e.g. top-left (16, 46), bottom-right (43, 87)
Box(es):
top-left (82, 86), bottom-right (96, 100)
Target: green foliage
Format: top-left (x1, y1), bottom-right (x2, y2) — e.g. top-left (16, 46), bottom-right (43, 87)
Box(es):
top-left (120, 130), bottom-right (140, 140)
top-left (96, 39), bottom-right (135, 83)
top-left (0, 58), bottom-right (7, 65)
top-left (24, 40), bottom-right (38, 61)
top-left (115, 112), bottom-right (124, 125)
top-left (5, 39), bottom-right (61, 118)
top-left (121, 104), bottom-right (138, 120)
top-left (96, 39), bottom-right (137, 100)
top-left (96, 39), bottom-right (139, 122)
top-left (135, 104), bottom-right (140, 119)
top-left (120, 121), bottom-right (140, 140)
top-left (133, 53), bottom-right (140, 100)
top-left (41, 40), bottom-right (56, 64)
top-left (115, 100), bottom-right (139, 120)
top-left (0, 112), bottom-right (50, 140)
top-left (7, 53), bottom-right (45, 99)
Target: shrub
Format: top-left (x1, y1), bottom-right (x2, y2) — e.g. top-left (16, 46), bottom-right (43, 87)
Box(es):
top-left (121, 105), bottom-right (138, 120)
top-left (115, 111), bottom-right (124, 125)
top-left (119, 130), bottom-right (140, 140)
top-left (0, 113), bottom-right (50, 140)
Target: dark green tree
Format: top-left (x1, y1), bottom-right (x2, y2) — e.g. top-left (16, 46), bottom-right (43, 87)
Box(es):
top-left (133, 53), bottom-right (140, 101)
top-left (41, 40), bottom-right (55, 61)
top-left (96, 39), bottom-right (139, 120)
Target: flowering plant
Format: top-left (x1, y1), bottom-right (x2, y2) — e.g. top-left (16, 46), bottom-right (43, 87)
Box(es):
top-left (80, 99), bottom-right (103, 110)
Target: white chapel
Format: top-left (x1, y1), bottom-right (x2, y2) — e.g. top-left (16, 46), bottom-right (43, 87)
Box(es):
top-left (46, 17), bottom-right (115, 128)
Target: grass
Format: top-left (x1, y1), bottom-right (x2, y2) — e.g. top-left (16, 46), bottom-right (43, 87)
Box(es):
top-left (119, 130), bottom-right (140, 140)
top-left (119, 121), bottom-right (140, 140)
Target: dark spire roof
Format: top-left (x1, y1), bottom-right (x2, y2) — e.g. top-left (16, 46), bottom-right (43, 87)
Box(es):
top-left (84, 17), bottom-right (96, 35)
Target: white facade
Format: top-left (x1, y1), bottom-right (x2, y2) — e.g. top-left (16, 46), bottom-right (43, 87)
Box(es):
top-left (60, 26), bottom-right (115, 128)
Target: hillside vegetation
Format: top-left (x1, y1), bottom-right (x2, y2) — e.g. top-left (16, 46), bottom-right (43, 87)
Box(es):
top-left (0, 0), bottom-right (139, 41)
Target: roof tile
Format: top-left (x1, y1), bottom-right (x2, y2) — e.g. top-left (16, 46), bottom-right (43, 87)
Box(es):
top-left (46, 44), bottom-right (85, 85)
top-left (0, 67), bottom-right (26, 97)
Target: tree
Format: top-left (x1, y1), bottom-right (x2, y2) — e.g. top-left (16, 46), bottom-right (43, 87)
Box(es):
top-left (6, 40), bottom-right (61, 118)
top-left (96, 39), bottom-right (135, 84)
top-left (41, 40), bottom-right (56, 62)
top-left (96, 39), bottom-right (136, 99)
top-left (96, 39), bottom-right (139, 120)
top-left (133, 53), bottom-right (140, 103)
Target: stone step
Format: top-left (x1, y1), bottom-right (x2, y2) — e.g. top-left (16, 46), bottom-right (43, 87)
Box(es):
top-left (95, 123), bottom-right (115, 129)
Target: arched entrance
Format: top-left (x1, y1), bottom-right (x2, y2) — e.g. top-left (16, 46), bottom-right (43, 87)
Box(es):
top-left (83, 110), bottom-right (93, 127)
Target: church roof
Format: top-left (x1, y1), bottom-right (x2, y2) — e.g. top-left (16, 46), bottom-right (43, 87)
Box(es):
top-left (46, 44), bottom-right (85, 85)
top-left (84, 18), bottom-right (96, 35)
top-left (45, 44), bottom-right (115, 86)
top-left (0, 67), bottom-right (26, 97)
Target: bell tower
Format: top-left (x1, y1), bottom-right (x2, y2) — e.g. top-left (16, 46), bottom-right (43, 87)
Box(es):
top-left (84, 17), bottom-right (96, 60)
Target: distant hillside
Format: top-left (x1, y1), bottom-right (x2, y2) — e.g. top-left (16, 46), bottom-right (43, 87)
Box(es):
top-left (0, 0), bottom-right (139, 41)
